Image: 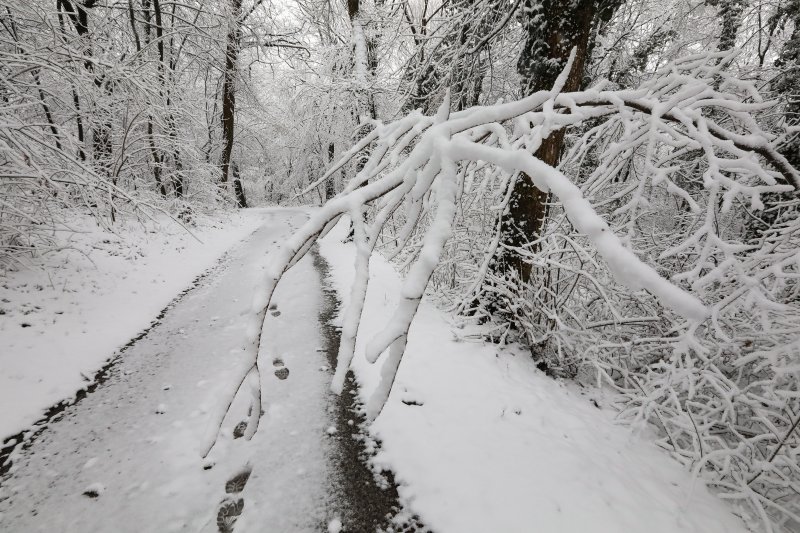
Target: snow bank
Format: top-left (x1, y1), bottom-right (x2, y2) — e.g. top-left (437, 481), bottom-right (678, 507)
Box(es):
top-left (319, 219), bottom-right (747, 533)
top-left (0, 209), bottom-right (263, 440)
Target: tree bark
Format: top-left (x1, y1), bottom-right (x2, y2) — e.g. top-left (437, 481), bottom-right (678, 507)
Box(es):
top-left (497, 0), bottom-right (621, 283)
top-left (325, 142), bottom-right (336, 200)
top-left (232, 162), bottom-right (247, 208)
top-left (344, 0), bottom-right (375, 239)
top-left (219, 0), bottom-right (242, 185)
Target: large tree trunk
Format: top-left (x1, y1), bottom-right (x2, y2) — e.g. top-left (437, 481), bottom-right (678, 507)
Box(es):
top-left (219, 0), bottom-right (242, 185)
top-left (497, 0), bottom-right (621, 283)
top-left (343, 0), bottom-right (376, 238)
top-left (348, 0), bottom-right (379, 124)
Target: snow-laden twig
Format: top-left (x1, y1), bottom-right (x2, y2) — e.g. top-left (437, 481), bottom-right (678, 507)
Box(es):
top-left (204, 53), bottom-right (800, 530)
top-left (207, 50), bottom-right (800, 450)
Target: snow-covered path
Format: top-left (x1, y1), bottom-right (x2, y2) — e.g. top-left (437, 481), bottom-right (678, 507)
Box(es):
top-left (0, 209), bottom-right (398, 533)
top-left (0, 209), bottom-right (751, 533)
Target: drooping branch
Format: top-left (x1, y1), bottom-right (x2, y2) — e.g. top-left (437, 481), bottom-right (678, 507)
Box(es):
top-left (202, 52), bottom-right (798, 452)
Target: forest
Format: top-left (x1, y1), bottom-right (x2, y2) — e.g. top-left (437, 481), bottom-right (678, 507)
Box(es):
top-left (1, 0), bottom-right (799, 532)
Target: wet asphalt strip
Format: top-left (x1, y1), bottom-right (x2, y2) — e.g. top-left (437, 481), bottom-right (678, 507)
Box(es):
top-left (310, 248), bottom-right (430, 533)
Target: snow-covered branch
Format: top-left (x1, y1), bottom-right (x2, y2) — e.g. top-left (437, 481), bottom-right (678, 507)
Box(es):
top-left (210, 53), bottom-right (800, 447)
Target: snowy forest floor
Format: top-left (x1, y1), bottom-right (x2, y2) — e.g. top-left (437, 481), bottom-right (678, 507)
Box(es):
top-left (0, 208), bottom-right (751, 532)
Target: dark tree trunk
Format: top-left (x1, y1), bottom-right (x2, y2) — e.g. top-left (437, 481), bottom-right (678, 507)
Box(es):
top-left (775, 1), bottom-right (800, 174)
top-left (325, 142), bottom-right (336, 200)
top-left (130, 0), bottom-right (165, 195)
top-left (34, 71), bottom-right (62, 151)
top-left (59, 0), bottom-right (112, 176)
top-left (56, 1), bottom-right (86, 161)
top-left (347, 0), bottom-right (377, 124)
top-left (751, 0), bottom-right (800, 235)
top-left (71, 87), bottom-right (86, 161)
top-left (708, 0), bottom-right (746, 52)
top-left (152, 0), bottom-right (184, 197)
top-left (344, 0), bottom-right (376, 240)
top-left (347, 0), bottom-right (359, 20)
top-left (219, 0), bottom-right (242, 185)
top-left (232, 162), bottom-right (247, 208)
top-left (148, 120), bottom-right (167, 197)
top-left (497, 0), bottom-right (621, 283)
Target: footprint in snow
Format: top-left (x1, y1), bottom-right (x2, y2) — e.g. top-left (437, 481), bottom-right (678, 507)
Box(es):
top-left (232, 421), bottom-right (248, 439)
top-left (216, 497), bottom-right (244, 533)
top-left (273, 356), bottom-right (289, 379)
top-left (216, 467), bottom-right (252, 532)
top-left (225, 468), bottom-right (251, 494)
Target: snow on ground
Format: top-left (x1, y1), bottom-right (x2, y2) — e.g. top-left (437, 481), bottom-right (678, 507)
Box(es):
top-left (319, 218), bottom-right (749, 533)
top-left (0, 209), bottom-right (262, 441)
top-left (0, 209), bottom-right (345, 532)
